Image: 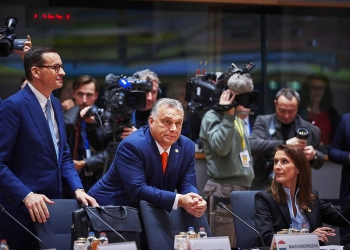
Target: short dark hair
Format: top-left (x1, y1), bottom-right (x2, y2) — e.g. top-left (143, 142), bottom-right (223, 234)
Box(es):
top-left (72, 75), bottom-right (99, 93)
top-left (275, 88), bottom-right (301, 106)
top-left (23, 46), bottom-right (57, 81)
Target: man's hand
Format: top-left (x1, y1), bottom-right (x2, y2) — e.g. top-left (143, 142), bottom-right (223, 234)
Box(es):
top-left (286, 137), bottom-right (307, 150)
top-left (23, 192), bottom-right (54, 223)
top-left (80, 106), bottom-right (95, 124)
top-left (14, 35), bottom-right (32, 60)
top-left (303, 145), bottom-right (317, 161)
top-left (219, 89), bottom-right (236, 115)
top-left (74, 160), bottom-right (85, 170)
top-left (74, 189), bottom-right (99, 207)
top-left (121, 126), bottom-right (137, 139)
top-left (178, 193), bottom-right (207, 217)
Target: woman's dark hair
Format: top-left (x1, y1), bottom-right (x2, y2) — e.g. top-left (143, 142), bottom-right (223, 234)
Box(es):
top-left (270, 144), bottom-right (314, 211)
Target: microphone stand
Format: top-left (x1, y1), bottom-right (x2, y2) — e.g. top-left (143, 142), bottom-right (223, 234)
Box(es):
top-left (218, 202), bottom-right (265, 248)
top-left (0, 204), bottom-right (48, 249)
top-left (328, 202), bottom-right (350, 250)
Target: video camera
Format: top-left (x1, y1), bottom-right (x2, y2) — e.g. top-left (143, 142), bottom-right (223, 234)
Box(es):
top-left (86, 73), bottom-right (153, 135)
top-left (185, 62), bottom-right (259, 112)
top-left (0, 17), bottom-right (27, 57)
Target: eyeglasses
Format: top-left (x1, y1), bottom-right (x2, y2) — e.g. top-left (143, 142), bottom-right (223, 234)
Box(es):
top-left (310, 85), bottom-right (325, 91)
top-left (36, 64), bottom-right (64, 73)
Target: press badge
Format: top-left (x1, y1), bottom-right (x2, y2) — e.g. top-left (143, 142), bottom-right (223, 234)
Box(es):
top-left (239, 150), bottom-right (250, 168)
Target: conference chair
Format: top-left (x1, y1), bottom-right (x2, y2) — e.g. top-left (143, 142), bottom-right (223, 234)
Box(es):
top-left (139, 200), bottom-right (211, 250)
top-left (230, 190), bottom-right (260, 249)
top-left (34, 199), bottom-right (81, 250)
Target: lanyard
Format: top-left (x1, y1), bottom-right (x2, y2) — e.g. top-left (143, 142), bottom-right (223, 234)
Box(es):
top-left (234, 118), bottom-right (245, 149)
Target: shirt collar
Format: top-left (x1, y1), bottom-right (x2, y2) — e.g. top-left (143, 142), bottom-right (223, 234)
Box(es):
top-left (27, 82), bottom-right (50, 111)
top-left (155, 141), bottom-right (171, 155)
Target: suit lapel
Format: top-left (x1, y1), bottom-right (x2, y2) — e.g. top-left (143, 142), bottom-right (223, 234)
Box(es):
top-left (24, 87), bottom-right (57, 163)
top-left (278, 201), bottom-right (291, 226)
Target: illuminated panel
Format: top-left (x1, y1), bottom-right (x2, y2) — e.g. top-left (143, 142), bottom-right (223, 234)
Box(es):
top-left (25, 7), bottom-right (76, 27)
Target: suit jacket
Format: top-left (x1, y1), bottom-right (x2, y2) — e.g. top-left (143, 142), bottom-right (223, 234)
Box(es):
top-left (255, 190), bottom-right (350, 246)
top-left (0, 84), bottom-right (83, 232)
top-left (249, 114), bottom-right (324, 189)
top-left (88, 125), bottom-right (199, 212)
top-left (328, 113), bottom-right (350, 201)
top-left (64, 105), bottom-right (107, 175)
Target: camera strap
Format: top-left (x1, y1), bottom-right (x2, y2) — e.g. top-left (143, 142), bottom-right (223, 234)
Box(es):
top-left (268, 115), bottom-right (301, 140)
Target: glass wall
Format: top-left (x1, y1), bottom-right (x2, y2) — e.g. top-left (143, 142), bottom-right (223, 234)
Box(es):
top-left (0, 2), bottom-right (349, 144)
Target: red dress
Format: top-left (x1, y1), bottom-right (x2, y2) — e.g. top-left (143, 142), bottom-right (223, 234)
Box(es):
top-left (308, 110), bottom-right (331, 144)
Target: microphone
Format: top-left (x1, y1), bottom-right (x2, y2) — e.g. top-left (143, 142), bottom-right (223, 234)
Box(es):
top-left (81, 204), bottom-right (127, 242)
top-left (217, 202), bottom-right (265, 247)
top-left (0, 203), bottom-right (48, 248)
top-left (328, 202), bottom-right (350, 225)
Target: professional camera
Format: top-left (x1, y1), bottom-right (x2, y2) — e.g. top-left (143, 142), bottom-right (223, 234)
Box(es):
top-left (185, 62), bottom-right (259, 112)
top-left (0, 17), bottom-right (27, 57)
top-left (87, 73), bottom-right (152, 134)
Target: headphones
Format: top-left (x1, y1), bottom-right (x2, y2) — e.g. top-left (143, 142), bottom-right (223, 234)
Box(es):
top-left (157, 87), bottom-right (162, 100)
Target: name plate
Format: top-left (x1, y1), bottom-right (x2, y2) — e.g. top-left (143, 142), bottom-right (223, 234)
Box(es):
top-left (188, 236), bottom-right (231, 250)
top-left (97, 241), bottom-right (137, 250)
top-left (271, 234), bottom-right (320, 250)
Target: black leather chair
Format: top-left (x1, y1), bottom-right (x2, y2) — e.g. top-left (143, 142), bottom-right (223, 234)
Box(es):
top-left (230, 190), bottom-right (260, 249)
top-left (34, 199), bottom-right (81, 250)
top-left (139, 200), bottom-right (211, 250)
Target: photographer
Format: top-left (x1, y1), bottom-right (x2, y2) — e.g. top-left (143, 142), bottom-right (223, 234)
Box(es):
top-left (64, 75), bottom-right (106, 192)
top-left (200, 73), bottom-right (254, 247)
top-left (130, 69), bottom-right (161, 130)
top-left (249, 88), bottom-right (324, 190)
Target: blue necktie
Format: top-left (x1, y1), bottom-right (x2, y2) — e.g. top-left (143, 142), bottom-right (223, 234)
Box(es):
top-left (46, 99), bottom-right (58, 159)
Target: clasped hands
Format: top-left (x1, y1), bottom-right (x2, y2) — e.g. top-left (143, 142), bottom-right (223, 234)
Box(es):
top-left (178, 192), bottom-right (207, 218)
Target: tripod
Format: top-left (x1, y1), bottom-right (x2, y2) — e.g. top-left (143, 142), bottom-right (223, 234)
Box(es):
top-left (102, 118), bottom-right (134, 175)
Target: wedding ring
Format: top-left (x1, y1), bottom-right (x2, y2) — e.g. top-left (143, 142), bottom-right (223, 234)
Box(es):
top-left (318, 233), bottom-right (323, 237)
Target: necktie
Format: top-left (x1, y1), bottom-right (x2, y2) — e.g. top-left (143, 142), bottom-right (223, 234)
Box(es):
top-left (73, 120), bottom-right (81, 160)
top-left (46, 99), bottom-right (58, 158)
top-left (161, 152), bottom-right (168, 174)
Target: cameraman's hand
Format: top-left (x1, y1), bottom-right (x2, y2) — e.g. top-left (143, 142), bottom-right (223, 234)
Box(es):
top-left (121, 126), bottom-right (137, 139)
top-left (61, 98), bottom-right (75, 112)
top-left (14, 35), bottom-right (32, 60)
top-left (219, 89), bottom-right (236, 115)
top-left (73, 160), bottom-right (85, 171)
top-left (286, 137), bottom-right (307, 150)
top-left (303, 145), bottom-right (317, 161)
top-left (80, 106), bottom-right (95, 124)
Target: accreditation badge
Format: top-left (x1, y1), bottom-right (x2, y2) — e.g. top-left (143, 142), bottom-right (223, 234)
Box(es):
top-left (239, 150), bottom-right (250, 168)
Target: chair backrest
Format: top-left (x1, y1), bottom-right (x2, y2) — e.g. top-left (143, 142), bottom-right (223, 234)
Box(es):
top-left (34, 199), bottom-right (81, 250)
top-left (230, 190), bottom-right (259, 249)
top-left (139, 200), bottom-right (211, 250)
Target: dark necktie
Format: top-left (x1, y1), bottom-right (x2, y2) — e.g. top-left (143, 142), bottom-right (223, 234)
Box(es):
top-left (45, 100), bottom-right (58, 159)
top-left (161, 152), bottom-right (168, 174)
top-left (73, 120), bottom-right (81, 160)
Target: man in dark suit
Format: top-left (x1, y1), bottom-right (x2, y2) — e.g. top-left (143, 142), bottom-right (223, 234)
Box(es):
top-left (249, 88), bottom-right (324, 190)
top-left (328, 113), bottom-right (350, 245)
top-left (0, 46), bottom-right (98, 249)
top-left (88, 98), bottom-right (206, 214)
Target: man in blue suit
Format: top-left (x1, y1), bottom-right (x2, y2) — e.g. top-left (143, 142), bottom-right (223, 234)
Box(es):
top-left (88, 98), bottom-right (207, 247)
top-left (328, 113), bottom-right (350, 245)
top-left (0, 46), bottom-right (98, 249)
